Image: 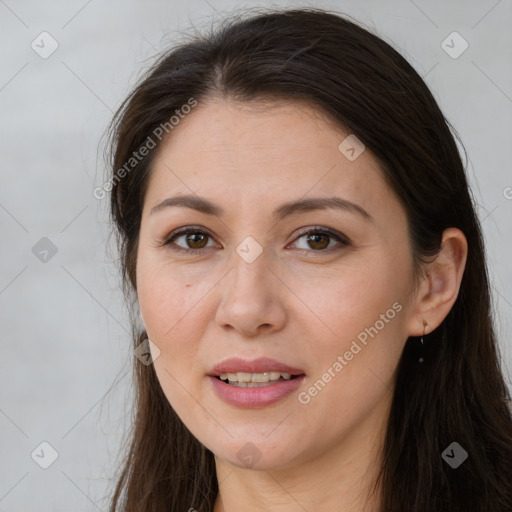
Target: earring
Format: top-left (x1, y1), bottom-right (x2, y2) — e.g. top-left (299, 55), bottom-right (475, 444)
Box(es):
top-left (418, 320), bottom-right (429, 364)
top-left (420, 320), bottom-right (428, 344)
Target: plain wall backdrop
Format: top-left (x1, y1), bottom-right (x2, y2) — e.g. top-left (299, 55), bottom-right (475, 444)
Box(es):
top-left (1, 0), bottom-right (511, 510)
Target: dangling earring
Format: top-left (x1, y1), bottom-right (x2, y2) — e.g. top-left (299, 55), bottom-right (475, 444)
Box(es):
top-left (420, 320), bottom-right (428, 344)
top-left (418, 320), bottom-right (428, 363)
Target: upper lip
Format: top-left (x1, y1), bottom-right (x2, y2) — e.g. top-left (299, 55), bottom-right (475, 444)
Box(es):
top-left (209, 357), bottom-right (305, 376)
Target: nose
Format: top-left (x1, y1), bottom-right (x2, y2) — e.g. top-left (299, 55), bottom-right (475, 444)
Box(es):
top-left (214, 246), bottom-right (287, 338)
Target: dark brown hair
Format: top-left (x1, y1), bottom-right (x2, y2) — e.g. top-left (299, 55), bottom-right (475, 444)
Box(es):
top-left (104, 7), bottom-right (512, 511)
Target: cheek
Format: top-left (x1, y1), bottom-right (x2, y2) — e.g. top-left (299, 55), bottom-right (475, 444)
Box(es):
top-left (139, 281), bottom-right (206, 345)
top-left (136, 264), bottom-right (229, 408)
top-left (137, 267), bottom-right (208, 409)
top-left (290, 257), bottom-right (409, 395)
top-left (296, 294), bottom-right (406, 438)
top-left (289, 258), bottom-right (403, 341)
top-left (136, 245), bottom-right (213, 331)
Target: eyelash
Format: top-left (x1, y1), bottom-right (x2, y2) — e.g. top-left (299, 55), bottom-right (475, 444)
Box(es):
top-left (160, 225), bottom-right (350, 256)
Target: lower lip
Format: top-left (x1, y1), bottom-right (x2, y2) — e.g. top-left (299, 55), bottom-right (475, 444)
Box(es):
top-left (209, 375), bottom-right (305, 408)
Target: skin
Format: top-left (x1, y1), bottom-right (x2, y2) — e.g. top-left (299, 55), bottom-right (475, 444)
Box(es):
top-left (136, 98), bottom-right (468, 512)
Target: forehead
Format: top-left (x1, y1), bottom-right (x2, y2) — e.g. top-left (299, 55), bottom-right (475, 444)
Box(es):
top-left (144, 98), bottom-right (396, 221)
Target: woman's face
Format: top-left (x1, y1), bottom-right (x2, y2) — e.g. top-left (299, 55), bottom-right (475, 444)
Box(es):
top-left (136, 98), bottom-right (419, 471)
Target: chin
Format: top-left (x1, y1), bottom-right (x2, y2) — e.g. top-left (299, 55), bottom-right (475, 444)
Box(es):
top-left (207, 436), bottom-right (302, 471)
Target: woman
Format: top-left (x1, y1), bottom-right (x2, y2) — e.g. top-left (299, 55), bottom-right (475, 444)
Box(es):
top-left (104, 7), bottom-right (512, 511)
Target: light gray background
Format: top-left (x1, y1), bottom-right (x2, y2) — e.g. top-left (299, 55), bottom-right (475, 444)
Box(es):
top-left (1, 0), bottom-right (511, 510)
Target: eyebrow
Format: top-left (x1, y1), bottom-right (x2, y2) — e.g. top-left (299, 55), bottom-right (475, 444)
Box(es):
top-left (150, 194), bottom-right (374, 223)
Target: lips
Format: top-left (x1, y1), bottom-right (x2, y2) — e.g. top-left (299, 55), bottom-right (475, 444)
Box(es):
top-left (208, 357), bottom-right (306, 408)
top-left (209, 357), bottom-right (305, 377)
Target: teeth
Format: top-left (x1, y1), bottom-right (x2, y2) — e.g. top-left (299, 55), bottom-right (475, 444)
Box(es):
top-left (219, 371), bottom-right (293, 384)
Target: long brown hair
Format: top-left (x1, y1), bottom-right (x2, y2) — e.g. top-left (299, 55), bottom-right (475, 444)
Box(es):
top-left (104, 7), bottom-right (512, 511)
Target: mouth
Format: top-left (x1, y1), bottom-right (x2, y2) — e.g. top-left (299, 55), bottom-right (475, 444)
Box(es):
top-left (208, 357), bottom-right (306, 407)
top-left (215, 371), bottom-right (302, 387)
top-left (209, 357), bottom-right (305, 383)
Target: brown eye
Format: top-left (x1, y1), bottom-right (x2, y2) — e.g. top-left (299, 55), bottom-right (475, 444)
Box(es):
top-left (290, 227), bottom-right (350, 253)
top-left (184, 232), bottom-right (209, 249)
top-left (163, 228), bottom-right (217, 254)
top-left (306, 232), bottom-right (330, 250)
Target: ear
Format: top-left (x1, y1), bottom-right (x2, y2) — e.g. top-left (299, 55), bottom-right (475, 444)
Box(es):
top-left (407, 227), bottom-right (468, 337)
